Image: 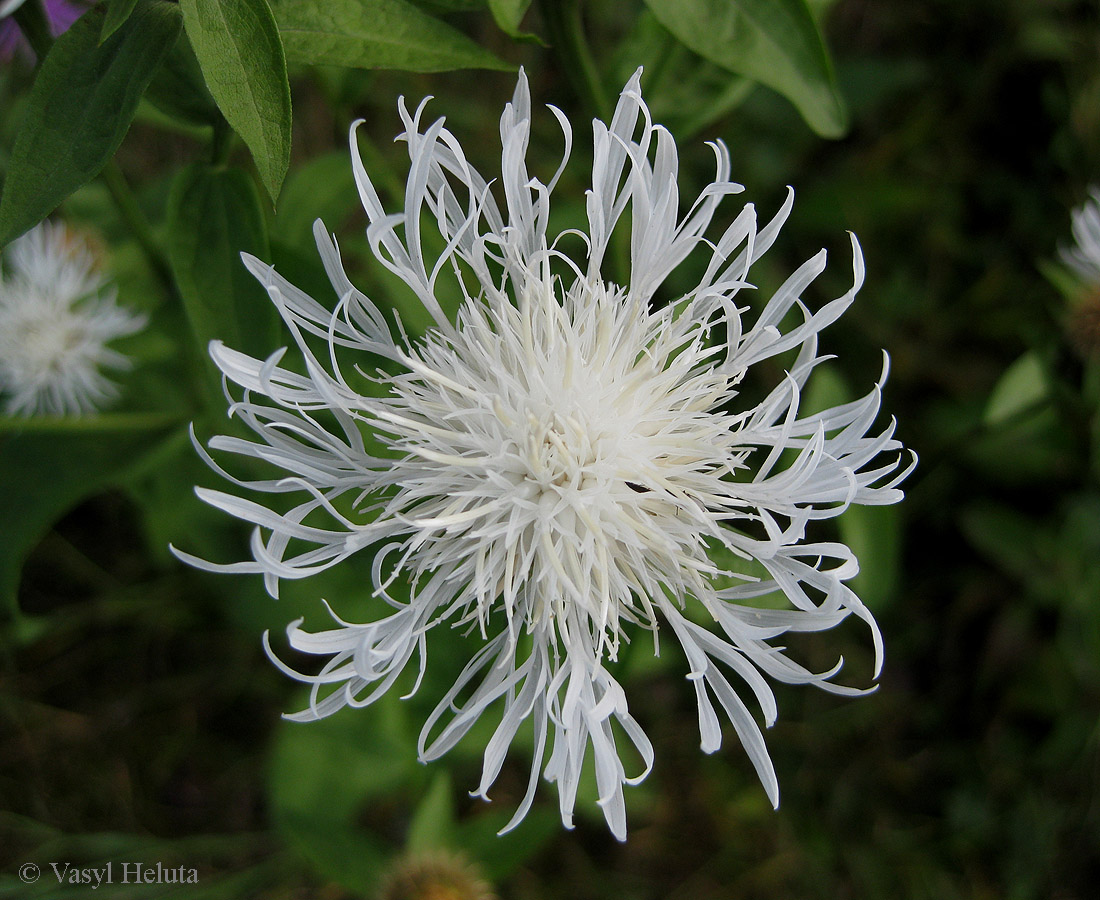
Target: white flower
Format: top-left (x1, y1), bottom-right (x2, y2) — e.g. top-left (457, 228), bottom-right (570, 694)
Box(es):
top-left (0, 0), bottom-right (29, 19)
top-left (0, 221), bottom-right (146, 417)
top-left (175, 70), bottom-right (913, 840)
top-left (1061, 187), bottom-right (1100, 283)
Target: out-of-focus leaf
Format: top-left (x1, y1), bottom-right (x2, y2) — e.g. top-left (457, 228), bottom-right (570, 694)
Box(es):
top-left (0, 2), bottom-right (181, 246)
top-left (144, 30), bottom-right (221, 128)
top-left (488, 0), bottom-right (533, 37)
top-left (960, 502), bottom-right (1045, 584)
top-left (271, 151), bottom-right (358, 247)
top-left (0, 415), bottom-right (179, 618)
top-left (804, 0), bottom-right (839, 20)
top-left (166, 164), bottom-right (278, 375)
top-left (1039, 258), bottom-right (1084, 301)
top-left (269, 691), bottom-right (421, 895)
top-left (101, 0), bottom-right (140, 40)
top-left (642, 0), bottom-right (847, 137)
top-left (984, 351), bottom-right (1049, 426)
top-left (180, 0), bottom-right (292, 202)
top-left (272, 0), bottom-right (510, 72)
top-left (612, 11), bottom-right (752, 139)
top-left (269, 676), bottom-right (560, 889)
top-left (406, 770), bottom-right (457, 852)
top-left (838, 504), bottom-right (902, 610)
top-left (413, 0), bottom-right (485, 9)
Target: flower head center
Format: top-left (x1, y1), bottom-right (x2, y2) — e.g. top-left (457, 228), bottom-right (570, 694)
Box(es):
top-left (524, 408), bottom-right (600, 490)
top-left (13, 306), bottom-right (88, 375)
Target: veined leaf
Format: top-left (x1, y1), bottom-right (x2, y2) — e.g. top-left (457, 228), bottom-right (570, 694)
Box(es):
top-left (272, 0), bottom-right (509, 72)
top-left (0, 2), bottom-right (181, 247)
top-left (180, 0), bottom-right (292, 202)
top-left (642, 0), bottom-right (847, 137)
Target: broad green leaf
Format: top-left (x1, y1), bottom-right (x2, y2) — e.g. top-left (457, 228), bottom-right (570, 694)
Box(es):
top-left (0, 3), bottom-right (181, 247)
top-left (166, 164), bottom-right (279, 374)
top-left (101, 0), bottom-right (140, 41)
top-left (642, 0), bottom-right (847, 137)
top-left (984, 351), bottom-right (1049, 426)
top-left (272, 0), bottom-right (510, 72)
top-left (0, 415), bottom-right (179, 618)
top-left (180, 0), bottom-right (292, 202)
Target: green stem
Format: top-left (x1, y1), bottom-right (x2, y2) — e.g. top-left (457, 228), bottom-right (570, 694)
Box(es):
top-left (12, 0), bottom-right (53, 61)
top-left (100, 162), bottom-right (175, 294)
top-left (539, 0), bottom-right (610, 120)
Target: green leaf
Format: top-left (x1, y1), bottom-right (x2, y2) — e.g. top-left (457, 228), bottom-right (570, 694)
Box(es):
top-left (143, 29), bottom-right (222, 128)
top-left (837, 504), bottom-right (902, 611)
top-left (984, 351), bottom-right (1049, 426)
top-left (641, 0), bottom-right (847, 137)
top-left (0, 415), bottom-right (179, 618)
top-left (101, 0), bottom-right (140, 41)
top-left (271, 151), bottom-right (358, 247)
top-left (180, 0), bottom-right (292, 203)
top-left (0, 3), bottom-right (182, 247)
top-left (406, 770), bottom-right (457, 853)
top-left (488, 0), bottom-right (534, 38)
top-left (269, 692), bottom-right (422, 895)
top-left (272, 0), bottom-right (510, 72)
top-left (960, 502), bottom-right (1046, 585)
top-left (166, 164), bottom-right (279, 373)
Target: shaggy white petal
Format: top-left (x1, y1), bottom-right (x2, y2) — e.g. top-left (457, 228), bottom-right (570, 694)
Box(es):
top-left (178, 69), bottom-right (913, 839)
top-left (0, 221), bottom-right (145, 417)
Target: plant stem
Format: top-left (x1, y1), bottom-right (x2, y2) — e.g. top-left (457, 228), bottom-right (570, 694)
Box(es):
top-left (539, 0), bottom-right (610, 120)
top-left (100, 162), bottom-right (175, 294)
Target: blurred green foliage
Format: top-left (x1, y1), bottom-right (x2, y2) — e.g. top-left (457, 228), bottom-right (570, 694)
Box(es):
top-left (1, 0), bottom-right (1099, 898)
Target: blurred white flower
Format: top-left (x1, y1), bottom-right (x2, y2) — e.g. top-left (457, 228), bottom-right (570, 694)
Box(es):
top-left (176, 70), bottom-right (913, 839)
top-left (0, 221), bottom-right (145, 417)
top-left (0, 0), bottom-right (29, 19)
top-left (1061, 187), bottom-right (1100, 283)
